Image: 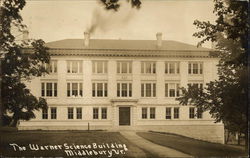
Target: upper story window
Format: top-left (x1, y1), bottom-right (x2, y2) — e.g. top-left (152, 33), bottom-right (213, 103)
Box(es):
top-left (117, 61), bottom-right (132, 74)
top-left (67, 82), bottom-right (83, 97)
top-left (141, 62), bottom-right (156, 74)
top-left (92, 61), bottom-right (108, 74)
top-left (45, 60), bottom-right (57, 74)
top-left (165, 62), bottom-right (179, 74)
top-left (165, 83), bottom-right (180, 97)
top-left (141, 83), bottom-right (156, 97)
top-left (67, 60), bottom-right (83, 74)
top-left (117, 83), bottom-right (132, 97)
top-left (92, 82), bottom-right (108, 97)
top-left (188, 62), bottom-right (203, 75)
top-left (41, 82), bottom-right (57, 97)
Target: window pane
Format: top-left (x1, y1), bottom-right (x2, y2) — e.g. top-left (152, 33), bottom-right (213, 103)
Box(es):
top-left (93, 108), bottom-right (99, 119)
top-left (117, 83), bottom-right (120, 97)
top-left (42, 108), bottom-right (48, 119)
top-left (97, 62), bottom-right (102, 73)
top-left (193, 63), bottom-right (198, 74)
top-left (97, 83), bottom-right (103, 97)
top-left (72, 83), bottom-right (78, 96)
top-left (68, 108), bottom-right (74, 119)
top-left (146, 63), bottom-right (151, 73)
top-left (153, 83), bottom-right (156, 97)
top-left (53, 61), bottom-right (57, 73)
top-left (67, 83), bottom-right (71, 97)
top-left (142, 108), bottom-right (147, 119)
top-left (51, 107), bottom-right (57, 119)
top-left (101, 108), bottom-right (107, 119)
top-left (150, 108), bottom-right (155, 119)
top-left (117, 62), bottom-right (120, 73)
top-left (129, 62), bottom-right (132, 73)
top-left (165, 63), bottom-right (168, 73)
top-left (77, 108), bottom-right (82, 119)
top-left (174, 108), bottom-right (179, 119)
top-left (165, 83), bottom-right (168, 97)
top-left (67, 61), bottom-right (71, 73)
top-left (79, 83), bottom-right (83, 96)
top-left (189, 107), bottom-right (195, 119)
top-left (121, 62), bottom-right (127, 73)
top-left (54, 83), bottom-right (57, 97)
top-left (200, 63), bottom-right (203, 74)
top-left (169, 63), bottom-right (175, 74)
top-left (121, 83), bottom-right (127, 97)
top-left (197, 108), bottom-right (203, 119)
top-left (177, 63), bottom-right (180, 74)
top-left (41, 83), bottom-right (45, 96)
top-left (72, 62), bottom-right (78, 73)
top-left (153, 63), bottom-right (156, 73)
top-left (166, 108), bottom-right (171, 119)
top-left (92, 83), bottom-right (95, 97)
top-left (104, 83), bottom-right (108, 97)
top-left (129, 83), bottom-right (132, 97)
top-left (146, 84), bottom-right (151, 97)
top-left (46, 83), bottom-right (52, 97)
top-left (188, 63), bottom-right (191, 74)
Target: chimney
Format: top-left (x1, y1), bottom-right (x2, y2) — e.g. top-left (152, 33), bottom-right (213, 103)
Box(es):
top-left (23, 30), bottom-right (29, 42)
top-left (156, 32), bottom-right (162, 47)
top-left (84, 32), bottom-right (90, 47)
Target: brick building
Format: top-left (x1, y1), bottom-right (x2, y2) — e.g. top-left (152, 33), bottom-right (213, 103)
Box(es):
top-left (19, 32), bottom-right (224, 143)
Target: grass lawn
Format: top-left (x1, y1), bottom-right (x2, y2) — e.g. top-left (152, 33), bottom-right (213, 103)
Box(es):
top-left (0, 130), bottom-right (153, 158)
top-left (137, 132), bottom-right (248, 157)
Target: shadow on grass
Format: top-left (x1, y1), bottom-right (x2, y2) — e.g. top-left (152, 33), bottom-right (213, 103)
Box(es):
top-left (137, 131), bottom-right (248, 157)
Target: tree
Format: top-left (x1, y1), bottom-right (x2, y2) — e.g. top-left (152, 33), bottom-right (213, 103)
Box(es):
top-left (0, 0), bottom-right (50, 126)
top-left (177, 0), bottom-right (248, 147)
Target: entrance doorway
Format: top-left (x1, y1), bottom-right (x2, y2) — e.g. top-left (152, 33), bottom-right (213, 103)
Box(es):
top-left (119, 107), bottom-right (130, 126)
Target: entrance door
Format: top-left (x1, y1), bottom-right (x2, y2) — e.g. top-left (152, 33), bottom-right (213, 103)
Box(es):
top-left (119, 107), bottom-right (130, 126)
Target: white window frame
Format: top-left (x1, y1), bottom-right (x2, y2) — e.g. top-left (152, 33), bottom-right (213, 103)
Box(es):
top-left (67, 82), bottom-right (83, 97)
top-left (117, 82), bottom-right (132, 97)
top-left (67, 60), bottom-right (83, 74)
top-left (41, 81), bottom-right (58, 97)
top-left (141, 61), bottom-right (156, 74)
top-left (117, 61), bottom-right (132, 74)
top-left (188, 62), bottom-right (203, 75)
top-left (141, 82), bottom-right (156, 97)
top-left (92, 82), bottom-right (108, 97)
top-left (165, 62), bottom-right (180, 74)
top-left (45, 60), bottom-right (57, 74)
top-left (92, 61), bottom-right (108, 74)
top-left (165, 82), bottom-right (180, 98)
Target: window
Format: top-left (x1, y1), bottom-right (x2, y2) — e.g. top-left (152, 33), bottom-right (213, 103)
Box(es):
top-left (117, 83), bottom-right (132, 97)
top-left (51, 107), bottom-right (57, 119)
top-left (92, 61), bottom-right (108, 74)
top-left (92, 83), bottom-right (108, 97)
top-left (68, 108), bottom-right (74, 119)
top-left (189, 107), bottom-right (195, 119)
top-left (93, 108), bottom-right (99, 119)
top-left (174, 108), bottom-right (179, 119)
top-left (188, 62), bottom-right (203, 74)
top-left (76, 108), bottom-right (82, 119)
top-left (197, 108), bottom-right (203, 119)
top-left (165, 83), bottom-right (180, 97)
top-left (141, 83), bottom-right (156, 97)
top-left (45, 60), bottom-right (57, 73)
top-left (41, 82), bottom-right (57, 97)
top-left (142, 108), bottom-right (147, 119)
top-left (150, 107), bottom-right (155, 119)
top-left (42, 108), bottom-right (48, 119)
top-left (166, 107), bottom-right (171, 119)
top-left (165, 62), bottom-right (179, 74)
top-left (117, 61), bottom-right (132, 74)
top-left (67, 61), bottom-right (83, 73)
top-left (141, 62), bottom-right (156, 74)
top-left (101, 108), bottom-right (107, 119)
top-left (67, 82), bottom-right (83, 97)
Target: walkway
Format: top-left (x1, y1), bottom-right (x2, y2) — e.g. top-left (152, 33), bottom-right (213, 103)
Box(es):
top-left (120, 131), bottom-right (192, 158)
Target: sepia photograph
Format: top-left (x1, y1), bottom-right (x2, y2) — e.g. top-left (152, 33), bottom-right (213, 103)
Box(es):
top-left (0, 0), bottom-right (248, 157)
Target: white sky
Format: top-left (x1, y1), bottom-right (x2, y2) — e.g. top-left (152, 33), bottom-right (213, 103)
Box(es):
top-left (20, 0), bottom-right (216, 48)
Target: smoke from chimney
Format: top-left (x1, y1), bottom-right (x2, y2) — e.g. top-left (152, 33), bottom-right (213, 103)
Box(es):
top-left (84, 32), bottom-right (90, 47)
top-left (87, 1), bottom-right (137, 35)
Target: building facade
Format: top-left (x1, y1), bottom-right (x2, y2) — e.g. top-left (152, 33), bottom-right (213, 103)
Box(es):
top-left (19, 33), bottom-right (224, 143)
